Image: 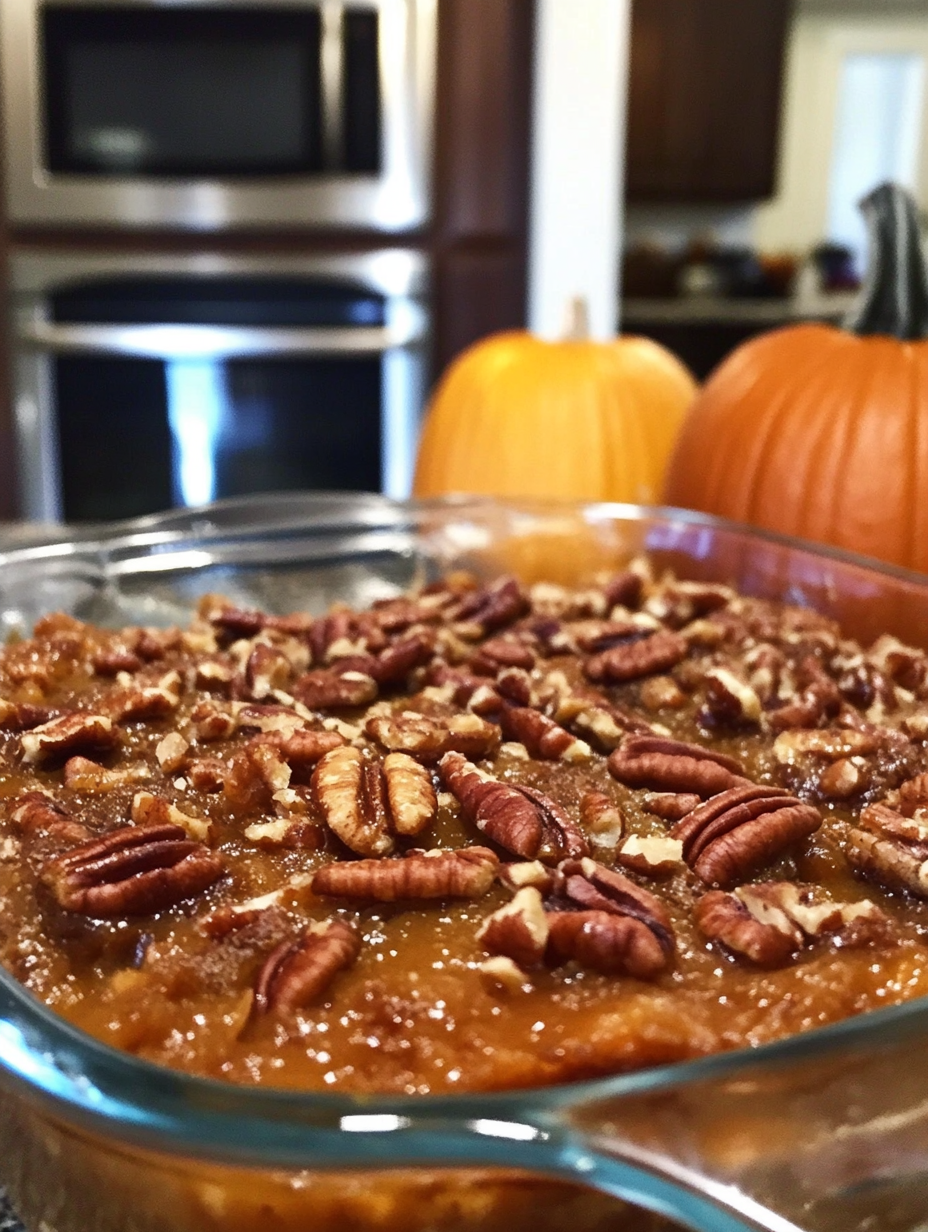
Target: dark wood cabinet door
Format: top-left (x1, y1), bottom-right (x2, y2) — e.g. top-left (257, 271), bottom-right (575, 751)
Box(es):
top-left (626, 0), bottom-right (791, 203)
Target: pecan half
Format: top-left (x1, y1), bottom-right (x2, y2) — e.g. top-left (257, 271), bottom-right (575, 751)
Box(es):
top-left (42, 823), bottom-right (224, 916)
top-left (365, 711), bottom-right (500, 764)
top-left (847, 803), bottom-right (928, 897)
top-left (21, 712), bottom-right (118, 765)
top-left (671, 785), bottom-right (821, 888)
top-left (585, 629), bottom-right (687, 684)
top-left (469, 635), bottom-right (536, 676)
top-left (293, 668), bottom-right (378, 710)
top-left (500, 705), bottom-right (590, 762)
top-left (553, 857), bottom-right (675, 958)
top-left (450, 576), bottom-right (527, 636)
top-left (311, 846), bottom-right (499, 900)
top-left (476, 886), bottom-right (549, 967)
top-left (312, 746), bottom-right (394, 856)
top-left (608, 735), bottom-right (746, 796)
top-left (382, 752), bottom-right (437, 836)
top-left (439, 751), bottom-right (589, 863)
top-left (545, 911), bottom-right (668, 979)
top-left (252, 919), bottom-right (360, 1016)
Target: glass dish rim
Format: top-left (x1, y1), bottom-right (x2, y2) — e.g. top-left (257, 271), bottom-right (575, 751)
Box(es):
top-left (1, 492), bottom-right (927, 1169)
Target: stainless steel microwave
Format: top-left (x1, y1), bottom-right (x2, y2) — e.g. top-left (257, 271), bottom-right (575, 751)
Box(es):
top-left (0, 0), bottom-right (436, 231)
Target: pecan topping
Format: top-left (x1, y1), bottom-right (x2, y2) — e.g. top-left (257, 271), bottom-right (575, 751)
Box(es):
top-left (639, 676), bottom-right (687, 711)
top-left (42, 823), bottom-right (224, 916)
top-left (671, 785), bottom-right (821, 888)
top-left (701, 667), bottom-right (761, 727)
top-left (92, 645), bottom-right (142, 676)
top-left (369, 632), bottom-right (435, 685)
top-left (312, 746), bottom-right (394, 856)
top-left (10, 792), bottom-right (90, 845)
top-left (365, 711), bottom-right (500, 764)
top-left (499, 705), bottom-right (591, 762)
top-left (545, 911), bottom-right (668, 979)
top-left (311, 846), bottom-right (499, 901)
top-left (847, 803), bottom-right (928, 897)
top-left (608, 735), bottom-right (746, 796)
top-left (103, 671), bottom-right (182, 722)
top-left (469, 635), bottom-right (536, 676)
top-left (252, 919), bottom-right (360, 1016)
top-left (21, 712), bottom-right (118, 765)
top-left (585, 629), bottom-right (687, 684)
top-left (190, 701), bottom-right (237, 743)
top-left (439, 751), bottom-right (589, 863)
top-left (293, 668), bottom-right (378, 710)
top-left (477, 887), bottom-right (549, 967)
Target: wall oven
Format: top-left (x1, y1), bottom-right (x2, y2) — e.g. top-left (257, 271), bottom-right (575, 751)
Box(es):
top-left (0, 0), bottom-right (436, 231)
top-left (10, 249), bottom-right (428, 522)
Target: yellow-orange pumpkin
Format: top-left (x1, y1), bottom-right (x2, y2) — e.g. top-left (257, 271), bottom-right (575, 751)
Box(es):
top-left (665, 183), bottom-right (928, 573)
top-left (413, 311), bottom-right (697, 504)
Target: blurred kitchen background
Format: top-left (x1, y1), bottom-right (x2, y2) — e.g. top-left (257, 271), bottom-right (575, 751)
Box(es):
top-left (0, 0), bottom-right (924, 523)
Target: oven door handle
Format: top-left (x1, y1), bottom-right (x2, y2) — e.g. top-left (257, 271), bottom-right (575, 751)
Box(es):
top-left (15, 319), bottom-right (426, 359)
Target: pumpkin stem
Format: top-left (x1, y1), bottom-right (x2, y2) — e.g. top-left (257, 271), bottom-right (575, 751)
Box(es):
top-left (562, 296), bottom-right (590, 341)
top-left (845, 182), bottom-right (928, 341)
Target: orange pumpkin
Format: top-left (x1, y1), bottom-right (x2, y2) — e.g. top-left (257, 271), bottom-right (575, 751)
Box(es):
top-left (664, 183), bottom-right (928, 573)
top-left (413, 303), bottom-right (697, 504)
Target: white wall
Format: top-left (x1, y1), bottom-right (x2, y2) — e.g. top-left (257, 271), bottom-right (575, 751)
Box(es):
top-left (528, 0), bottom-right (630, 339)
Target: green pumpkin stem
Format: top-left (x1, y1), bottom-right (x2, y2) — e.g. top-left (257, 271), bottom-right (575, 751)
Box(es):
top-left (845, 182), bottom-right (928, 341)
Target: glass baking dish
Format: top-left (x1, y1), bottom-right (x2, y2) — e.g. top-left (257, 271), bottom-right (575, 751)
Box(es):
top-left (0, 493), bottom-right (927, 1232)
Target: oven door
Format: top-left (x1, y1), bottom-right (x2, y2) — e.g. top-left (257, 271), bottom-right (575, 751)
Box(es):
top-left (0, 0), bottom-right (435, 230)
top-left (11, 251), bottom-right (428, 522)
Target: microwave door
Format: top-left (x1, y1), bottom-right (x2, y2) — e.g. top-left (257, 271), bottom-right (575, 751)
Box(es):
top-left (15, 314), bottom-right (426, 523)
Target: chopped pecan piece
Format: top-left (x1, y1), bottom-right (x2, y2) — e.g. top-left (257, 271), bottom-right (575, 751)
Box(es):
top-left (469, 636), bottom-right (536, 676)
top-left (585, 629), bottom-right (687, 684)
top-left (616, 834), bottom-right (684, 877)
top-left (10, 792), bottom-right (91, 845)
top-left (439, 751), bottom-right (589, 863)
top-left (897, 773), bottom-right (928, 817)
top-left (579, 791), bottom-right (625, 851)
top-left (63, 756), bottom-right (150, 794)
top-left (292, 668), bottom-right (378, 710)
top-left (499, 860), bottom-right (554, 893)
top-left (608, 735), bottom-right (746, 796)
top-left (244, 644), bottom-right (293, 700)
top-left (642, 792), bottom-right (702, 822)
top-left (21, 712), bottom-right (118, 765)
top-left (701, 667), bottom-right (761, 726)
top-left (477, 887), bottom-right (549, 967)
top-left (103, 671), bottom-right (182, 722)
top-left (190, 701), bottom-right (237, 743)
top-left (671, 785), bottom-right (821, 888)
top-left (499, 705), bottom-right (590, 762)
top-left (772, 728), bottom-right (877, 764)
top-left (695, 886), bottom-right (802, 966)
top-left (156, 732), bottom-right (190, 773)
top-left (42, 823), bottom-right (223, 917)
top-left (311, 846), bottom-right (499, 900)
top-left (252, 920), bottom-right (360, 1016)
top-left (818, 757), bottom-right (869, 800)
top-left (697, 881), bottom-right (891, 965)
top-left (92, 644), bottom-right (142, 676)
top-left (639, 676), bottom-right (687, 711)
top-left (545, 911), bottom-right (668, 979)
top-left (131, 791), bottom-right (211, 843)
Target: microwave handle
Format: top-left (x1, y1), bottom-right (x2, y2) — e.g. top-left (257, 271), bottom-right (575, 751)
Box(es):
top-left (15, 320), bottom-right (425, 359)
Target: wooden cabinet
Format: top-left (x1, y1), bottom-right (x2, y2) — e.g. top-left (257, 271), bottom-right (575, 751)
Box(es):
top-left (626, 0), bottom-right (791, 203)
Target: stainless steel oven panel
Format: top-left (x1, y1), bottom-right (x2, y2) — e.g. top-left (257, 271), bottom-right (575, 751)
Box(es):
top-left (1, 0), bottom-right (436, 231)
top-left (10, 248), bottom-right (429, 520)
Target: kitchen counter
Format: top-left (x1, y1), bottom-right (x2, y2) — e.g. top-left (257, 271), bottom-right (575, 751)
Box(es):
top-left (622, 291), bottom-right (856, 325)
